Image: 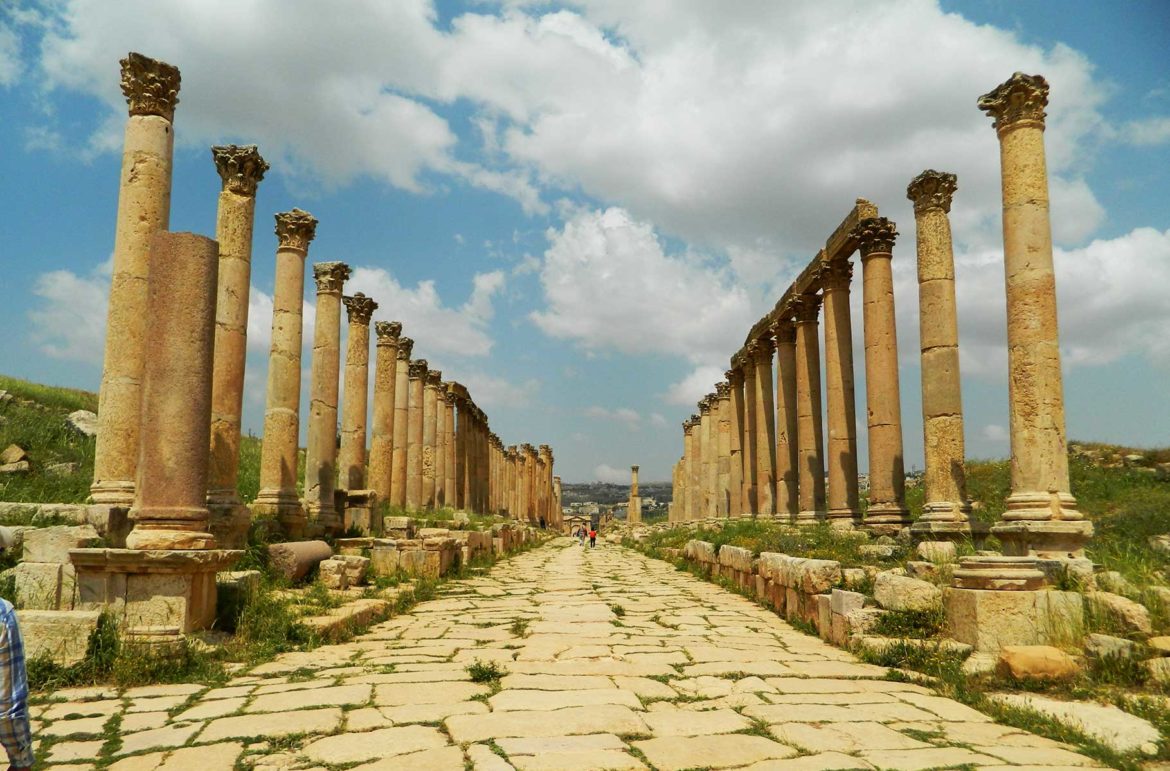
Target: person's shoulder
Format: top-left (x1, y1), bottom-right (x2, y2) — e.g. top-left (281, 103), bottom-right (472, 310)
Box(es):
top-left (0, 597), bottom-right (14, 618)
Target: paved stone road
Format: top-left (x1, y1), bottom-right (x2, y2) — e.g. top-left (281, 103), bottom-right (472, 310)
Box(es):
top-left (35, 539), bottom-right (1103, 770)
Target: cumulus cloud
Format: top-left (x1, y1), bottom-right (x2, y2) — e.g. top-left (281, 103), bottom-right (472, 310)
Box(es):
top-left (584, 405), bottom-right (642, 430)
top-left (1117, 116), bottom-right (1170, 146)
top-left (663, 365), bottom-right (726, 408)
top-left (28, 259), bottom-right (111, 364)
top-left (0, 19), bottom-right (21, 86)
top-left (593, 463), bottom-right (629, 484)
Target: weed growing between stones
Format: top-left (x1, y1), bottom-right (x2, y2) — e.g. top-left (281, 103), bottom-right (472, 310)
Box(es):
top-left (609, 603), bottom-right (625, 617)
top-left (466, 659), bottom-right (507, 683)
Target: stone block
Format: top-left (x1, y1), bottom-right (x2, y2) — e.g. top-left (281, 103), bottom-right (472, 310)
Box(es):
top-left (369, 546), bottom-right (399, 576)
top-left (996, 645), bottom-right (1080, 680)
top-left (319, 559), bottom-right (348, 590)
top-left (816, 594), bottom-right (832, 639)
top-left (0, 525), bottom-right (35, 551)
top-left (336, 537), bottom-right (374, 556)
top-left (383, 516), bottom-right (415, 539)
top-left (216, 570), bottom-right (261, 631)
top-left (13, 562), bottom-right (64, 610)
top-left (23, 525), bottom-right (101, 563)
top-left (844, 608), bottom-right (885, 641)
top-left (340, 555), bottom-right (370, 585)
top-left (718, 545), bottom-right (753, 573)
top-left (17, 609), bottom-right (100, 666)
top-left (944, 588), bottom-right (1083, 654)
top-left (1084, 633), bottom-right (1136, 660)
top-left (874, 572), bottom-right (942, 612)
top-left (916, 540), bottom-right (957, 563)
top-left (1086, 591), bottom-right (1152, 635)
top-left (830, 589), bottom-right (867, 616)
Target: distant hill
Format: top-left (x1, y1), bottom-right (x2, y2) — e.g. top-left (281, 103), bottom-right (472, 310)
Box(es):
top-left (561, 481), bottom-right (672, 505)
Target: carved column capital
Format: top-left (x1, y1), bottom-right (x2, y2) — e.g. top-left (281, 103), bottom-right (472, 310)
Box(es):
top-left (751, 334), bottom-right (775, 360)
top-left (979, 72), bottom-right (1048, 133)
top-left (819, 259), bottom-right (854, 291)
top-left (408, 359), bottom-right (428, 379)
top-left (120, 52), bottom-right (180, 120)
top-left (425, 369), bottom-right (443, 388)
top-left (374, 319), bottom-right (401, 343)
top-left (792, 293), bottom-right (822, 324)
top-left (907, 170), bottom-right (958, 215)
top-left (345, 293), bottom-right (378, 325)
top-left (725, 367), bottom-right (744, 387)
top-left (699, 395), bottom-right (714, 415)
top-left (211, 145), bottom-right (269, 196)
top-left (715, 381), bottom-right (731, 399)
top-left (443, 388), bottom-right (458, 405)
top-left (274, 209), bottom-right (318, 251)
top-left (396, 336), bottom-right (414, 360)
top-left (853, 217), bottom-right (898, 258)
top-left (313, 261), bottom-right (351, 293)
top-left (770, 317), bottom-right (797, 344)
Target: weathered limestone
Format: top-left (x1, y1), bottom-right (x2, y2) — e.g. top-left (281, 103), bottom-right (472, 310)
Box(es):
top-left (771, 322), bottom-right (799, 521)
top-left (740, 352), bottom-right (758, 515)
top-left (715, 383), bottom-right (731, 517)
top-left (907, 171), bottom-right (983, 543)
top-left (699, 396), bottom-right (715, 518)
top-left (751, 337), bottom-right (777, 518)
top-left (126, 232), bottom-right (220, 550)
top-left (628, 465), bottom-right (642, 524)
top-left (793, 294), bottom-right (826, 523)
top-left (92, 53), bottom-right (181, 507)
top-left (338, 294), bottom-right (378, 493)
top-left (726, 368), bottom-right (746, 518)
top-left (207, 144), bottom-right (267, 549)
top-left (304, 261), bottom-right (351, 534)
top-left (979, 73), bottom-right (1091, 558)
top-left (856, 217), bottom-right (909, 534)
top-left (450, 384), bottom-right (468, 510)
top-left (682, 420), bottom-right (696, 520)
top-left (443, 389), bottom-right (457, 508)
top-left (423, 369), bottom-right (441, 509)
top-left (821, 259), bottom-right (861, 528)
top-left (366, 322), bottom-right (400, 504)
top-left (406, 360), bottom-right (427, 510)
top-left (253, 209), bottom-right (318, 537)
top-left (266, 540), bottom-right (333, 583)
top-left (389, 337), bottom-right (413, 509)
top-left (539, 445), bottom-right (554, 525)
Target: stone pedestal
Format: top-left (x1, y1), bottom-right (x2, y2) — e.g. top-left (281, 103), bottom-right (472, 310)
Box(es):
top-left (207, 145), bottom-right (267, 549)
top-left (343, 490), bottom-right (379, 535)
top-left (821, 260), bottom-right (860, 528)
top-left (979, 73), bottom-right (1091, 558)
top-left (856, 217), bottom-right (910, 535)
top-left (72, 548), bottom-right (242, 638)
top-left (304, 261), bottom-right (350, 534)
top-left (389, 338), bottom-right (413, 509)
top-left (253, 209), bottom-right (318, 537)
top-left (793, 294), bottom-right (826, 523)
top-left (92, 53), bottom-right (180, 508)
top-left (339, 294), bottom-right (378, 494)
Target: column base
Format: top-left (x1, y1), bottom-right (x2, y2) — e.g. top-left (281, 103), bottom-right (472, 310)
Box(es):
top-left (910, 515), bottom-right (989, 548)
top-left (826, 509), bottom-right (859, 529)
top-left (944, 584), bottom-right (1084, 655)
top-left (70, 547), bottom-right (243, 635)
top-left (126, 529), bottom-right (216, 550)
top-left (343, 490), bottom-right (380, 535)
top-left (89, 480), bottom-right (135, 508)
top-left (250, 489), bottom-right (306, 540)
top-left (305, 501), bottom-right (341, 536)
top-left (951, 556), bottom-right (1046, 591)
top-left (795, 510), bottom-right (821, 525)
top-left (992, 519), bottom-right (1093, 559)
top-left (863, 503), bottom-right (910, 537)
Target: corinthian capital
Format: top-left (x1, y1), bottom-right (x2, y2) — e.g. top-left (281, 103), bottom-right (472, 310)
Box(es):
top-left (313, 261), bottom-right (351, 293)
top-left (409, 359), bottom-right (428, 379)
top-left (426, 369), bottom-right (443, 387)
top-left (715, 381), bottom-right (731, 399)
top-left (345, 293), bottom-right (379, 326)
top-left (819, 259), bottom-right (853, 290)
top-left (444, 389), bottom-right (458, 405)
top-left (751, 334), bottom-right (775, 359)
top-left (274, 209), bottom-right (317, 251)
top-left (770, 316), bottom-right (797, 344)
top-left (396, 337), bottom-right (414, 360)
top-left (211, 145), bottom-right (268, 196)
top-left (725, 368), bottom-right (743, 387)
top-left (853, 217), bottom-right (898, 258)
top-left (374, 319), bottom-right (401, 343)
top-left (120, 52), bottom-right (180, 121)
top-left (978, 72), bottom-right (1048, 133)
top-left (792, 293), bottom-right (822, 323)
top-left (907, 170), bottom-right (958, 215)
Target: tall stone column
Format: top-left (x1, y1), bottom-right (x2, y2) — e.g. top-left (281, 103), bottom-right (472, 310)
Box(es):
top-left (772, 320), bottom-right (799, 521)
top-left (503, 446), bottom-right (515, 518)
top-left (389, 337), bottom-right (413, 509)
top-left (443, 388), bottom-right (457, 509)
top-left (405, 359), bottom-right (427, 511)
top-left (452, 389), bottom-right (467, 510)
top-left (367, 322), bottom-right (400, 504)
top-left (726, 368), bottom-right (746, 518)
top-left (254, 209), bottom-right (318, 537)
top-left (821, 260), bottom-right (861, 527)
top-left (522, 444), bottom-right (537, 522)
top-left (856, 217), bottom-right (910, 534)
top-left (740, 354), bottom-right (759, 515)
top-left (126, 232), bottom-right (219, 549)
top-left (682, 421), bottom-right (695, 520)
top-left (699, 396), bottom-right (715, 518)
top-left (92, 53), bottom-right (181, 507)
top-left (628, 464), bottom-right (641, 524)
top-left (979, 74), bottom-right (1090, 557)
top-left (540, 445), bottom-right (554, 524)
top-left (304, 261), bottom-right (350, 534)
top-left (907, 170), bottom-right (983, 543)
top-left (793, 294), bottom-right (826, 522)
top-left (338, 294), bottom-right (378, 492)
top-left (715, 382), bottom-right (732, 517)
top-left (422, 369), bottom-right (441, 509)
top-left (554, 476), bottom-right (562, 528)
top-left (751, 337), bottom-right (778, 517)
top-left (207, 144), bottom-right (267, 548)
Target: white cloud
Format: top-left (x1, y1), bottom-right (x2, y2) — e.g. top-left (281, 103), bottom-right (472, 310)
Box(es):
top-left (649, 412), bottom-right (667, 428)
top-left (584, 405), bottom-right (642, 430)
top-left (0, 20), bottom-right (21, 86)
top-left (593, 463), bottom-right (629, 484)
top-left (449, 370), bottom-right (539, 409)
top-left (664, 365), bottom-right (725, 408)
top-left (981, 424), bottom-right (1009, 442)
top-left (28, 263), bottom-right (109, 364)
top-left (1118, 116), bottom-right (1170, 146)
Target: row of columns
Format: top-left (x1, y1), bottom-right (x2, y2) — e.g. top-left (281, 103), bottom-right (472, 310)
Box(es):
top-left (670, 72), bottom-right (1088, 562)
top-left (88, 52), bottom-right (560, 550)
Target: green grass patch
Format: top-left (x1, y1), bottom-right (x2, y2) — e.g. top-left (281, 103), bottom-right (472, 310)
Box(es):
top-left (466, 659), bottom-right (507, 683)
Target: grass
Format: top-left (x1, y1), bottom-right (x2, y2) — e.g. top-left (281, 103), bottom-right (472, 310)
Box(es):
top-left (466, 659), bottom-right (507, 683)
top-left (0, 376), bottom-right (96, 504)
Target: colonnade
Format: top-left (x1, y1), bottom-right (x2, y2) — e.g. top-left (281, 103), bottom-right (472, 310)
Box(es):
top-left (672, 72), bottom-right (1086, 560)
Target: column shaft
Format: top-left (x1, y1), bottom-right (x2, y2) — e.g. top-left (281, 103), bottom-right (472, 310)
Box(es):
top-left (715, 385), bottom-right (731, 517)
top-left (821, 261), bottom-right (861, 527)
top-left (389, 338), bottom-right (413, 509)
top-left (405, 360), bottom-right (426, 510)
top-left (339, 295), bottom-right (377, 493)
top-left (304, 262), bottom-right (350, 533)
top-left (443, 391), bottom-right (456, 508)
top-left (367, 323), bottom-right (399, 503)
top-left (422, 371), bottom-right (440, 509)
top-left (773, 322), bottom-right (799, 520)
top-left (726, 368), bottom-right (745, 518)
top-left (794, 295), bottom-right (827, 521)
top-left (741, 356), bottom-right (758, 515)
top-left (752, 339), bottom-right (777, 517)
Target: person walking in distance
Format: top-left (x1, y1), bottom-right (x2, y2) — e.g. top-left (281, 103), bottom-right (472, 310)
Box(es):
top-left (588, 528), bottom-right (597, 548)
top-left (0, 598), bottom-right (33, 771)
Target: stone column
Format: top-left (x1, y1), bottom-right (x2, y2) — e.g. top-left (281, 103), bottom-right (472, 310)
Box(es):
top-left (452, 389), bottom-right (467, 510)
top-left (92, 53), bottom-right (181, 507)
top-left (505, 446), bottom-right (518, 519)
top-left (207, 144), bottom-right (268, 548)
top-left (751, 337), bottom-right (778, 517)
top-left (540, 445), bottom-right (554, 525)
top-left (978, 74), bottom-right (1092, 558)
top-left (726, 367), bottom-right (746, 518)
top-left (338, 294), bottom-right (378, 493)
top-left (422, 369), bottom-right (441, 509)
top-left (367, 322), bottom-right (400, 504)
top-left (820, 261), bottom-right (861, 527)
top-left (554, 476), bottom-right (562, 528)
top-left (681, 421), bottom-right (695, 520)
top-left (443, 388), bottom-right (457, 509)
top-left (856, 217), bottom-right (910, 534)
top-left (389, 337), bottom-right (413, 509)
top-left (628, 464), bottom-right (641, 524)
top-left (126, 232), bottom-right (219, 549)
top-left (793, 294), bottom-right (826, 522)
top-left (715, 382), bottom-right (732, 517)
top-left (740, 353), bottom-right (759, 515)
top-left (772, 319), bottom-right (799, 521)
top-left (405, 359), bottom-right (427, 511)
top-left (254, 209), bottom-right (318, 537)
top-left (699, 396), bottom-right (715, 518)
top-left (906, 170), bottom-right (983, 543)
top-left (304, 261), bottom-right (350, 534)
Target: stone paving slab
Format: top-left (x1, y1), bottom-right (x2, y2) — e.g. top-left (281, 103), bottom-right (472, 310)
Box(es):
top-left (29, 539), bottom-right (1111, 769)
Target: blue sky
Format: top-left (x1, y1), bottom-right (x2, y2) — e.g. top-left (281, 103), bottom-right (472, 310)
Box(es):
top-left (0, 1), bottom-right (1167, 483)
